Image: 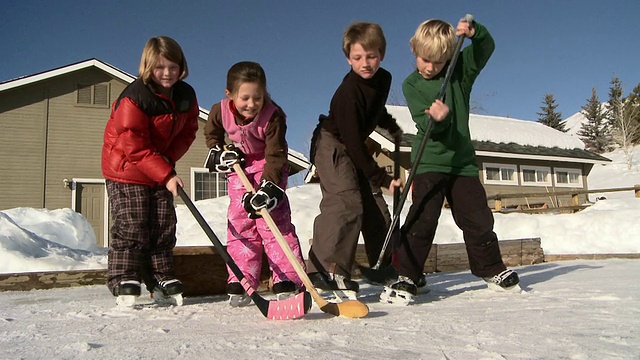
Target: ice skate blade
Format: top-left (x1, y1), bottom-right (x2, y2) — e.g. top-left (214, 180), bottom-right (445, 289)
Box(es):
top-left (486, 282), bottom-right (523, 293)
top-left (116, 295), bottom-right (138, 308)
top-left (379, 286), bottom-right (413, 306)
top-left (229, 294), bottom-right (252, 307)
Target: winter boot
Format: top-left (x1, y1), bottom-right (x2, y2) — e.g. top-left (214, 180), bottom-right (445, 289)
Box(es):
top-left (115, 280), bottom-right (141, 308)
top-left (484, 269), bottom-right (521, 292)
top-left (272, 280), bottom-right (297, 300)
top-left (226, 282), bottom-right (252, 307)
top-left (152, 279), bottom-right (184, 306)
top-left (380, 276), bottom-right (417, 306)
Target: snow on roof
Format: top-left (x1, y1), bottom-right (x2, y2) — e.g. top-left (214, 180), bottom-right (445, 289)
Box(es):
top-left (386, 105), bottom-right (585, 150)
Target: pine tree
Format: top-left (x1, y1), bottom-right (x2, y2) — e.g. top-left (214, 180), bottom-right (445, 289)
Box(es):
top-left (536, 93), bottom-right (566, 132)
top-left (628, 82), bottom-right (640, 144)
top-left (577, 87), bottom-right (613, 153)
top-left (606, 75), bottom-right (624, 132)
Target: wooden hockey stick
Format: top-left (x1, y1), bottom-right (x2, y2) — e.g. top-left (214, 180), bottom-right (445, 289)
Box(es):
top-left (234, 164), bottom-right (369, 318)
top-left (177, 186), bottom-right (312, 320)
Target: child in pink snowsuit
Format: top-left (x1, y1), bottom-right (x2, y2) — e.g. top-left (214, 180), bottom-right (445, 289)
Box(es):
top-left (204, 61), bottom-right (305, 305)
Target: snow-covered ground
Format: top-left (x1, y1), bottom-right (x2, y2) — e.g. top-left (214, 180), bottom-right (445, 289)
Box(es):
top-left (0, 258), bottom-right (638, 359)
top-left (0, 146), bottom-right (638, 359)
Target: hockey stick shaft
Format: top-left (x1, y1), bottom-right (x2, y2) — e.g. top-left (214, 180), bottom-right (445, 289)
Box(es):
top-left (234, 164), bottom-right (369, 318)
top-left (371, 21), bottom-right (471, 270)
top-left (177, 186), bottom-right (310, 319)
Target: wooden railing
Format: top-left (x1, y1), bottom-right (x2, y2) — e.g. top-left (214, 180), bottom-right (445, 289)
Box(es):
top-left (488, 184), bottom-right (640, 213)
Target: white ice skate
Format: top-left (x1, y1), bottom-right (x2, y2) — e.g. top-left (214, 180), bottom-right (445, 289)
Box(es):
top-left (379, 276), bottom-right (417, 306)
top-left (228, 294), bottom-right (252, 307)
top-left (484, 269), bottom-right (522, 292)
top-left (116, 295), bottom-right (137, 308)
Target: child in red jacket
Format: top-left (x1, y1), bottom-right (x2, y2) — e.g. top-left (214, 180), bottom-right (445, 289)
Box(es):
top-left (101, 36), bottom-right (199, 307)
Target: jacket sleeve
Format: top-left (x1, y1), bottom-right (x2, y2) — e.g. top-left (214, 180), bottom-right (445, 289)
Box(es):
top-left (260, 107), bottom-right (289, 185)
top-left (402, 75), bottom-right (452, 136)
top-left (112, 97), bottom-right (175, 184)
top-left (460, 21), bottom-right (495, 95)
top-left (204, 102), bottom-right (226, 149)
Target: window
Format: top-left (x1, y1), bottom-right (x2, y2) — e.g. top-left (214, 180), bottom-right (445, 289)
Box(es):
top-left (554, 167), bottom-right (583, 187)
top-left (520, 166), bottom-right (552, 186)
top-left (76, 83), bottom-right (110, 107)
top-left (192, 169), bottom-right (228, 201)
top-left (482, 163), bottom-right (518, 185)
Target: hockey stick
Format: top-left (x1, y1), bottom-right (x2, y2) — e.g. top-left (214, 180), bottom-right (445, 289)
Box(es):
top-left (362, 15), bottom-right (473, 284)
top-left (358, 136), bottom-right (402, 282)
top-left (234, 164), bottom-right (369, 318)
top-left (177, 186), bottom-right (312, 320)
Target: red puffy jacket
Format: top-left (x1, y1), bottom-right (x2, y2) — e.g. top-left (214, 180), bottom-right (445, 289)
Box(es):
top-left (101, 79), bottom-right (199, 186)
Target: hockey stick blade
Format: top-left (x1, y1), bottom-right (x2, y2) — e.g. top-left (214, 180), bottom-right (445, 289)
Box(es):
top-left (234, 164), bottom-right (369, 318)
top-left (177, 186), bottom-right (312, 320)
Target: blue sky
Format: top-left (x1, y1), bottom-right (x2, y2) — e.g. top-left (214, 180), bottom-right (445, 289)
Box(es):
top-left (2, 0), bottom-right (639, 159)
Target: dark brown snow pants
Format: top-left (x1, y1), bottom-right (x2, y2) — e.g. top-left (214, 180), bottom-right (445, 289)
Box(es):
top-left (307, 129), bottom-right (390, 277)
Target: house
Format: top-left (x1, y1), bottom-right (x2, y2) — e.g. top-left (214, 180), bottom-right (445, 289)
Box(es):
top-left (307, 105), bottom-right (610, 209)
top-left (0, 59), bottom-right (309, 246)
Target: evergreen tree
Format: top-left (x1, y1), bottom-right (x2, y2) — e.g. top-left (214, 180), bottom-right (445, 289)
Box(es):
top-left (536, 93), bottom-right (566, 132)
top-left (628, 82), bottom-right (640, 144)
top-left (577, 87), bottom-right (613, 153)
top-left (606, 75), bottom-right (624, 132)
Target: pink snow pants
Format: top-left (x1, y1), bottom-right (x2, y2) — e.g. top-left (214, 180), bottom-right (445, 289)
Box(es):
top-left (225, 161), bottom-right (306, 290)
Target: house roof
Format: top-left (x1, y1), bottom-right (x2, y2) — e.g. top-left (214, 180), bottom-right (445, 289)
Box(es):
top-left (374, 105), bottom-right (610, 165)
top-left (0, 58), bottom-right (310, 169)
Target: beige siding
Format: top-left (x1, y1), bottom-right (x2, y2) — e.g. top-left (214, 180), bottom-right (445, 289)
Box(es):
top-left (0, 85), bottom-right (47, 209)
top-left (44, 69), bottom-right (125, 210)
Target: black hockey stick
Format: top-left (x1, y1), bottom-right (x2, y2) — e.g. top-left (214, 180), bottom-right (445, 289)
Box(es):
top-left (362, 15), bottom-right (473, 284)
top-left (177, 186), bottom-right (312, 320)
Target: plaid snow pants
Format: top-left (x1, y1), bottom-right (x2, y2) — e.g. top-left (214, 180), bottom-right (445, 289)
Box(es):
top-left (105, 180), bottom-right (178, 295)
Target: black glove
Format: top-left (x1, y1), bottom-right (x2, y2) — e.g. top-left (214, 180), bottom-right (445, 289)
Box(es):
top-left (204, 144), bottom-right (245, 173)
top-left (241, 192), bottom-right (262, 219)
top-left (244, 180), bottom-right (284, 214)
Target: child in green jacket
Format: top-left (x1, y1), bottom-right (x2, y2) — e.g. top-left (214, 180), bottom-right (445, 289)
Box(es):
top-left (381, 16), bottom-right (520, 306)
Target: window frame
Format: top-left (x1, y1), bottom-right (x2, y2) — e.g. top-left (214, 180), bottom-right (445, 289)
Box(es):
top-left (482, 162), bottom-right (518, 186)
top-left (520, 165), bottom-right (552, 187)
top-left (75, 83), bottom-right (110, 108)
top-left (554, 167), bottom-right (583, 188)
top-left (190, 168), bottom-right (228, 201)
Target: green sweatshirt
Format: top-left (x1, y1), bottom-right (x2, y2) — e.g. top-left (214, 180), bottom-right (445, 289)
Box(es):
top-left (402, 22), bottom-right (494, 176)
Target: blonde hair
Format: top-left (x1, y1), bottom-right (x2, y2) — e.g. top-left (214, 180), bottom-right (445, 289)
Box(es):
top-left (410, 19), bottom-right (456, 62)
top-left (342, 22), bottom-right (386, 59)
top-left (138, 36), bottom-right (188, 83)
